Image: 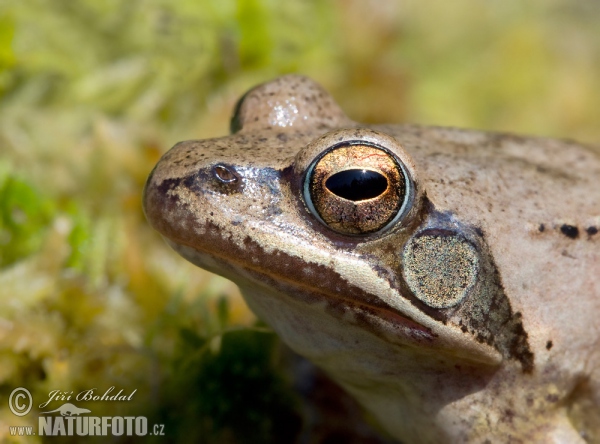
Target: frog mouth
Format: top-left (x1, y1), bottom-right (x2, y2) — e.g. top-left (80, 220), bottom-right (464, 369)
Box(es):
top-left (163, 231), bottom-right (438, 349)
top-left (171, 237), bottom-right (508, 368)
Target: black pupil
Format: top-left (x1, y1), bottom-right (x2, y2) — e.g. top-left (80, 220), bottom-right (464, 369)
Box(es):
top-left (325, 169), bottom-right (388, 201)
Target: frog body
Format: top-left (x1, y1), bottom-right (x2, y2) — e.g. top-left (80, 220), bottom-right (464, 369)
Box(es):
top-left (144, 75), bottom-right (600, 443)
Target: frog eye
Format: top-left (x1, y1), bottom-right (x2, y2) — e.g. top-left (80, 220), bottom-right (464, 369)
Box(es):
top-left (303, 142), bottom-right (412, 235)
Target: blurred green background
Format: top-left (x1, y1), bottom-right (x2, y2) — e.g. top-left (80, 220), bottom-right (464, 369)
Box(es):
top-left (0, 0), bottom-right (599, 442)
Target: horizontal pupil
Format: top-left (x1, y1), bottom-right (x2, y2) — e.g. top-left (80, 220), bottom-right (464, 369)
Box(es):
top-left (325, 169), bottom-right (388, 201)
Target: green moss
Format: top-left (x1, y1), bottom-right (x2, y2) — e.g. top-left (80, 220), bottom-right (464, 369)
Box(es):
top-left (236, 0), bottom-right (273, 70)
top-left (0, 13), bottom-right (15, 70)
top-left (0, 169), bottom-right (54, 267)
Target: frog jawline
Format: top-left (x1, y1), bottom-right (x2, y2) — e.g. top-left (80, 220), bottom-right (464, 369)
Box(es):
top-left (165, 237), bottom-right (458, 349)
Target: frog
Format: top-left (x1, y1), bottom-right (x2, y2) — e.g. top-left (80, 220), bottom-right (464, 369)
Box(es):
top-left (143, 75), bottom-right (600, 443)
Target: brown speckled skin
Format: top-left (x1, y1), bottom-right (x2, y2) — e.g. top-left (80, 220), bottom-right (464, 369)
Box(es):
top-left (144, 75), bottom-right (600, 443)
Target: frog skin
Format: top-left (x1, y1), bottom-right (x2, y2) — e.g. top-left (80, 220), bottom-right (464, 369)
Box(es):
top-left (143, 75), bottom-right (600, 443)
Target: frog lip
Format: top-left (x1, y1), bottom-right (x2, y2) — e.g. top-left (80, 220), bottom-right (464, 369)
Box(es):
top-left (162, 234), bottom-right (438, 348)
top-left (169, 237), bottom-right (506, 367)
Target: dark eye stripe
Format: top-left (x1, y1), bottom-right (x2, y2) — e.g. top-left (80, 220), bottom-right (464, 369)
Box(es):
top-left (325, 169), bottom-right (388, 201)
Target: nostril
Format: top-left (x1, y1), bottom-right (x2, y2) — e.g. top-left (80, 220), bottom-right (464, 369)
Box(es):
top-left (212, 164), bottom-right (239, 183)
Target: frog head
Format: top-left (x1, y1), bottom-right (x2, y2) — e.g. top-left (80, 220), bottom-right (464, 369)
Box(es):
top-left (144, 75), bottom-right (600, 442)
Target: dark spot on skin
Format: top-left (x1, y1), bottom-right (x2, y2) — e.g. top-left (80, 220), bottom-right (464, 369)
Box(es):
top-left (587, 226), bottom-right (598, 235)
top-left (503, 409), bottom-right (515, 424)
top-left (546, 340), bottom-right (553, 350)
top-left (546, 394), bottom-right (559, 403)
top-left (152, 177), bottom-right (184, 207)
top-left (538, 223), bottom-right (545, 232)
top-left (560, 224), bottom-right (579, 239)
top-left (474, 226), bottom-right (483, 237)
top-left (491, 152), bottom-right (577, 181)
top-left (561, 250), bottom-right (576, 259)
top-left (183, 174), bottom-right (200, 191)
top-left (526, 397), bottom-right (533, 407)
top-left (508, 319), bottom-right (534, 373)
top-left (277, 133), bottom-right (288, 142)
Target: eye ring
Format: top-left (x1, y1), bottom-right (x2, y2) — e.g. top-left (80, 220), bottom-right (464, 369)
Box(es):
top-left (303, 140), bottom-right (413, 236)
